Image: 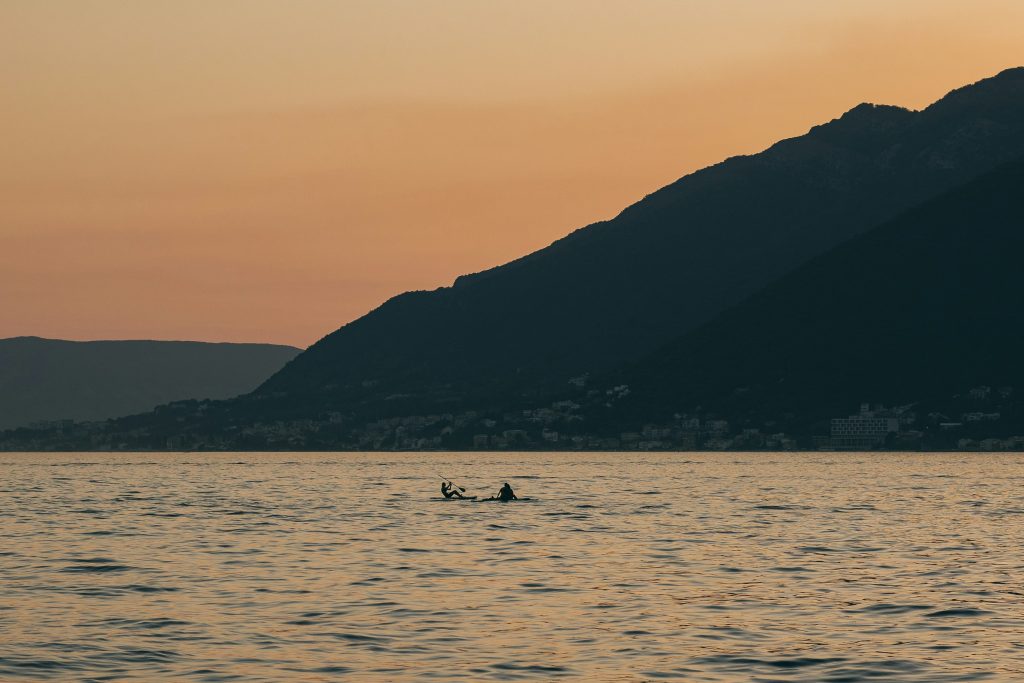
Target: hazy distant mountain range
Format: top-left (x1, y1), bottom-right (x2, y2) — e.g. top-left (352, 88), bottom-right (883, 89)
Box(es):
top-left (4, 67), bottom-right (1024, 450)
top-left (0, 337), bottom-right (299, 430)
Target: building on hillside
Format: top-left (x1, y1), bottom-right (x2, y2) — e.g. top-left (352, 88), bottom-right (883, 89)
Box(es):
top-left (830, 406), bottom-right (899, 449)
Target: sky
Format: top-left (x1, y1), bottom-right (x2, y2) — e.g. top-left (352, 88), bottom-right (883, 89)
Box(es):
top-left (2, 1), bottom-right (1023, 348)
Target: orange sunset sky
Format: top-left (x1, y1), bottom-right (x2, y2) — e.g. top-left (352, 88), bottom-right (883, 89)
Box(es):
top-left (2, 1), bottom-right (1023, 348)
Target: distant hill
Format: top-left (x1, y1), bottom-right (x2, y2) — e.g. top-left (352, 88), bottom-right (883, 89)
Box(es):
top-left (604, 156), bottom-right (1024, 432)
top-left (257, 67), bottom-right (1024, 421)
top-left (0, 337), bottom-right (300, 430)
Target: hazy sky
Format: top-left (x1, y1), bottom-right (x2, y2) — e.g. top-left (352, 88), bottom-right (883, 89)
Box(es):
top-left (3, 1), bottom-right (1022, 347)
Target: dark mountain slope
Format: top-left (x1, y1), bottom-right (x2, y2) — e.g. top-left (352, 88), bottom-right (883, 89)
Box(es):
top-left (0, 337), bottom-right (300, 429)
top-left (259, 68), bottom-right (1024, 417)
top-left (606, 156), bottom-right (1024, 430)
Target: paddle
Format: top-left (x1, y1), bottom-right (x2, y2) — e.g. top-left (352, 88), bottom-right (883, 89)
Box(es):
top-left (437, 474), bottom-right (466, 493)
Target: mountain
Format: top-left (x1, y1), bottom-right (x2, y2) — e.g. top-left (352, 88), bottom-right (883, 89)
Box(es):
top-left (0, 337), bottom-right (300, 430)
top-left (256, 67), bottom-right (1024, 420)
top-left (6, 68), bottom-right (1024, 452)
top-left (603, 155), bottom-right (1024, 433)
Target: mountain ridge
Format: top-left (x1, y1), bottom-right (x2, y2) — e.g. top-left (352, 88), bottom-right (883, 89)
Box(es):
top-left (257, 67), bottom-right (1024, 420)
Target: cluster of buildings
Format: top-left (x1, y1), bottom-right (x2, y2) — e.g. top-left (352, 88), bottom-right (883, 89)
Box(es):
top-left (325, 400), bottom-right (808, 452)
top-left (5, 382), bottom-right (1023, 453)
top-left (823, 388), bottom-right (1021, 450)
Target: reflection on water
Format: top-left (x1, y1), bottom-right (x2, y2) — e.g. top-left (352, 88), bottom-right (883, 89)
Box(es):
top-left (2, 452), bottom-right (1023, 681)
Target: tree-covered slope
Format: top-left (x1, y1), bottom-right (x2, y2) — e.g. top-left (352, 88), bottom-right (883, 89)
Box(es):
top-left (607, 156), bottom-right (1024, 429)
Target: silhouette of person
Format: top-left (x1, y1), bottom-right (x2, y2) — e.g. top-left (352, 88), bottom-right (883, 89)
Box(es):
top-left (492, 482), bottom-right (517, 502)
top-left (441, 481), bottom-right (465, 499)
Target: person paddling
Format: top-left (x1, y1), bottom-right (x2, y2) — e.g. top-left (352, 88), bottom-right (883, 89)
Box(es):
top-left (488, 482), bottom-right (518, 502)
top-left (441, 480), bottom-right (467, 499)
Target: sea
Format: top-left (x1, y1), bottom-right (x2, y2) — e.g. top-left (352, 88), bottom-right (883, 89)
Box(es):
top-left (1, 451), bottom-right (1022, 682)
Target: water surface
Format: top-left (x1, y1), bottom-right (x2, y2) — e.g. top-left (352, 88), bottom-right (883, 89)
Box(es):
top-left (2, 452), bottom-right (1023, 681)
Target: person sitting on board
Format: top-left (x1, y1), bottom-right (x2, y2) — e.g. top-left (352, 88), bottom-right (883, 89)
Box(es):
top-left (441, 481), bottom-right (466, 499)
top-left (488, 482), bottom-right (518, 502)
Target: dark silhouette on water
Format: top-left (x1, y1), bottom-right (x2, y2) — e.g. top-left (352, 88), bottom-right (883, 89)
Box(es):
top-left (439, 476), bottom-right (476, 499)
top-left (437, 476), bottom-right (520, 501)
top-left (486, 482), bottom-right (518, 502)
top-left (441, 481), bottom-right (466, 499)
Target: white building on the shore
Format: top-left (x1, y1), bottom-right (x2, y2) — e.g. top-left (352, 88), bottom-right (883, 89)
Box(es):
top-left (830, 404), bottom-right (899, 449)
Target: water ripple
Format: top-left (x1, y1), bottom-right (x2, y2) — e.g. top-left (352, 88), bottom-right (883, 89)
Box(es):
top-left (2, 451), bottom-right (1022, 681)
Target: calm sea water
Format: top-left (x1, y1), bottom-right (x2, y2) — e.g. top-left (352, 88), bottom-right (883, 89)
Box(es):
top-left (2, 452), bottom-right (1023, 682)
